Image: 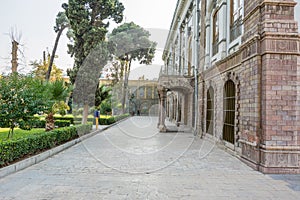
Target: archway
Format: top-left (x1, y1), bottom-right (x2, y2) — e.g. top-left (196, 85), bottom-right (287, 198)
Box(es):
top-left (223, 80), bottom-right (235, 144)
top-left (206, 86), bottom-right (214, 135)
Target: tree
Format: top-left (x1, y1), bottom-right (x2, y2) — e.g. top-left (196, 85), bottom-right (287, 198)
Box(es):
top-left (31, 53), bottom-right (63, 82)
top-left (72, 43), bottom-right (110, 124)
top-left (108, 22), bottom-right (157, 113)
top-left (99, 99), bottom-right (112, 115)
top-left (0, 73), bottom-right (49, 138)
top-left (95, 84), bottom-right (111, 108)
top-left (102, 57), bottom-right (125, 86)
top-left (62, 0), bottom-right (124, 84)
top-left (9, 27), bottom-right (22, 73)
top-left (46, 12), bottom-right (69, 81)
top-left (44, 80), bottom-right (71, 131)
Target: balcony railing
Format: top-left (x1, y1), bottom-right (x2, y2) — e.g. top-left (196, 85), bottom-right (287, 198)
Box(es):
top-left (159, 65), bottom-right (181, 77)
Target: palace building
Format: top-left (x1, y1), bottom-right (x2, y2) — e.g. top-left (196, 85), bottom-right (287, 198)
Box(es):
top-left (158, 0), bottom-right (300, 173)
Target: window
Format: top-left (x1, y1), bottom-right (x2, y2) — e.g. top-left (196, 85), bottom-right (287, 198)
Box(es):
top-left (223, 80), bottom-right (235, 144)
top-left (206, 87), bottom-right (214, 135)
top-left (147, 86), bottom-right (152, 98)
top-left (139, 87), bottom-right (145, 99)
top-left (230, 0), bottom-right (243, 41)
top-left (212, 11), bottom-right (219, 55)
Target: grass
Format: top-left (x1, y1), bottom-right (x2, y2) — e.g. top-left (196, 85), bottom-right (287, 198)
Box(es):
top-left (0, 128), bottom-right (45, 142)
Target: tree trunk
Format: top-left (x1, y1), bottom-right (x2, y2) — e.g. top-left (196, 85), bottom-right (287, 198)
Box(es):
top-left (11, 40), bottom-right (19, 73)
top-left (121, 75), bottom-right (127, 114)
top-left (82, 104), bottom-right (89, 124)
top-left (46, 26), bottom-right (67, 81)
top-left (45, 112), bottom-right (55, 131)
top-left (7, 127), bottom-right (15, 139)
top-left (121, 59), bottom-right (132, 114)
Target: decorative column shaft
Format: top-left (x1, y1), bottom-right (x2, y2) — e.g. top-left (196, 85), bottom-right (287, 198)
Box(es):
top-left (158, 86), bottom-right (167, 132)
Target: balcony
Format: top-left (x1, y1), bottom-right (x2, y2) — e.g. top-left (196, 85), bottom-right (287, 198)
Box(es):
top-left (158, 65), bottom-right (194, 93)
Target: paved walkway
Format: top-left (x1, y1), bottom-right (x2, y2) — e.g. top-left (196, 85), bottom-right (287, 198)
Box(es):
top-left (0, 116), bottom-right (299, 199)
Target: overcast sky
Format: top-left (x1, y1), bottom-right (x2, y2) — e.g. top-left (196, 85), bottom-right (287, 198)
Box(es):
top-left (0, 0), bottom-right (177, 74)
top-left (0, 1), bottom-right (299, 74)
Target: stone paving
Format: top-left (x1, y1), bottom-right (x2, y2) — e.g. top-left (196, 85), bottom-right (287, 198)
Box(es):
top-left (0, 116), bottom-right (299, 199)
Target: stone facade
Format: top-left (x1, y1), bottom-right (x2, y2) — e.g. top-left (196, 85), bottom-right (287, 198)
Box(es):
top-left (158, 0), bottom-right (300, 173)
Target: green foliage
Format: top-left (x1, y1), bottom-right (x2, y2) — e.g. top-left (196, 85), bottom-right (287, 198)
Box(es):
top-left (54, 11), bottom-right (69, 33)
top-left (95, 85), bottom-right (111, 108)
top-left (55, 120), bottom-right (71, 128)
top-left (109, 22), bottom-right (157, 65)
top-left (74, 116), bottom-right (94, 125)
top-left (0, 74), bottom-right (50, 138)
top-left (54, 115), bottom-right (74, 124)
top-left (47, 80), bottom-right (71, 105)
top-left (43, 80), bottom-right (72, 131)
top-left (46, 11), bottom-right (70, 81)
top-left (108, 22), bottom-right (157, 113)
top-left (99, 114), bottom-right (129, 125)
top-left (0, 124), bottom-right (92, 166)
top-left (0, 128), bottom-right (45, 142)
top-left (99, 99), bottom-right (112, 115)
top-left (52, 101), bottom-right (70, 116)
top-left (30, 54), bottom-right (63, 82)
top-left (63, 0), bottom-right (124, 83)
top-left (33, 120), bottom-right (71, 128)
top-left (72, 43), bottom-right (111, 107)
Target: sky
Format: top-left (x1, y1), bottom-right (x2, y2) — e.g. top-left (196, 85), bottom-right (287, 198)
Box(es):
top-left (0, 0), bottom-right (299, 75)
top-left (0, 0), bottom-right (178, 74)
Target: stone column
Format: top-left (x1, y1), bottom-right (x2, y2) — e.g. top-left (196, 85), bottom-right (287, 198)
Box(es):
top-left (157, 86), bottom-right (167, 132)
top-left (157, 92), bottom-right (161, 128)
top-left (176, 94), bottom-right (180, 127)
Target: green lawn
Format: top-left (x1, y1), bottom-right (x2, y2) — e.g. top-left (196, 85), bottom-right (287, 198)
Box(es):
top-left (0, 128), bottom-right (45, 142)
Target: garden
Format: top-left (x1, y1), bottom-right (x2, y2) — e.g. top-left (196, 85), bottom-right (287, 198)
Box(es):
top-left (0, 73), bottom-right (129, 168)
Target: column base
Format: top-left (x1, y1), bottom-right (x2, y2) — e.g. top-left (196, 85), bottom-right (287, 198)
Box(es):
top-left (241, 142), bottom-right (300, 174)
top-left (159, 125), bottom-right (167, 133)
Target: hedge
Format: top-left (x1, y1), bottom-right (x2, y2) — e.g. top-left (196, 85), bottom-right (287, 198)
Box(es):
top-left (73, 114), bottom-right (130, 125)
top-left (54, 116), bottom-right (74, 124)
top-left (34, 120), bottom-right (71, 128)
top-left (0, 124), bottom-right (92, 166)
top-left (98, 114), bottom-right (130, 125)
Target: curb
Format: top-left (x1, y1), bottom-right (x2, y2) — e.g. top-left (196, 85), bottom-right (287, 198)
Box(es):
top-left (0, 116), bottom-right (131, 179)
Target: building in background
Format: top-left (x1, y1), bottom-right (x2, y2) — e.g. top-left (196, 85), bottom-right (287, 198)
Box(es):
top-left (100, 64), bottom-right (160, 116)
top-left (158, 0), bottom-right (300, 173)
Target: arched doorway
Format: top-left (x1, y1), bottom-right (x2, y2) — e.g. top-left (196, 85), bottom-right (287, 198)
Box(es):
top-left (206, 87), bottom-right (214, 135)
top-left (223, 80), bottom-right (235, 144)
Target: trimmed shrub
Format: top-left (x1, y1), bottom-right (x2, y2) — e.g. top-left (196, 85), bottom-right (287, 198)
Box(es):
top-left (54, 116), bottom-right (74, 124)
top-left (55, 120), bottom-right (71, 128)
top-left (33, 120), bottom-right (71, 128)
top-left (99, 114), bottom-right (130, 125)
top-left (33, 120), bottom-right (46, 128)
top-left (0, 124), bottom-right (92, 166)
top-left (74, 116), bottom-right (94, 125)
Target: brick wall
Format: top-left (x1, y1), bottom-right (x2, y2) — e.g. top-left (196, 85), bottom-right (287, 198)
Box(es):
top-left (200, 0), bottom-right (300, 173)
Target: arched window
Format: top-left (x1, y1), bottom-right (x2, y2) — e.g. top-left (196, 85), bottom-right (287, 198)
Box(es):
top-left (212, 10), bottom-right (219, 55)
top-left (223, 80), bottom-right (235, 144)
top-left (206, 87), bottom-right (214, 135)
top-left (230, 0), bottom-right (243, 41)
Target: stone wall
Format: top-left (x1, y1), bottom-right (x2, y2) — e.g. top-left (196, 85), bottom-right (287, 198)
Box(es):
top-left (199, 0), bottom-right (300, 173)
